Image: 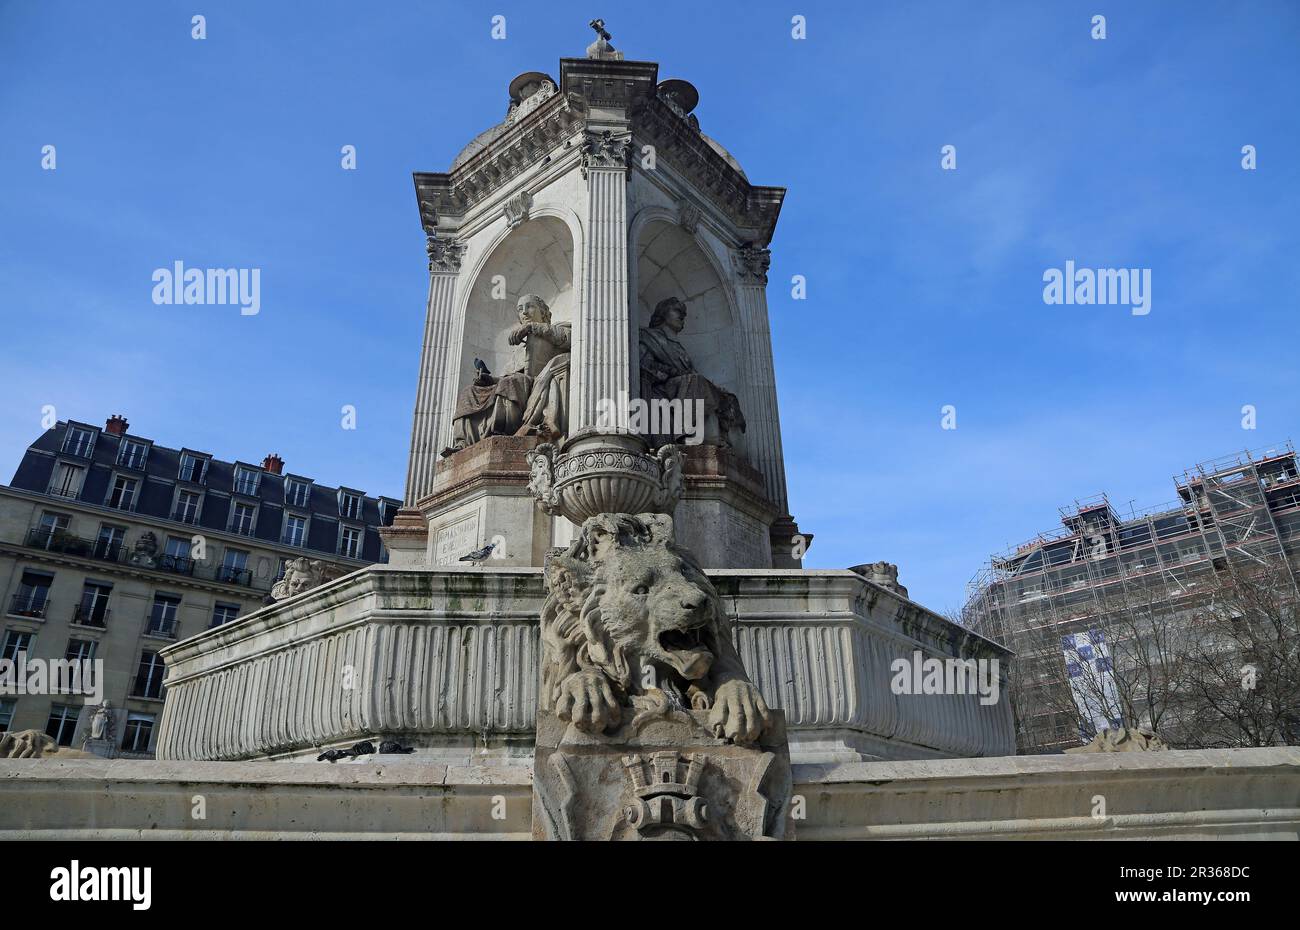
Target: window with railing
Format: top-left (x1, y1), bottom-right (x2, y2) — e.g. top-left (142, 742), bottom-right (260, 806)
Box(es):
top-left (282, 514), bottom-right (307, 547)
top-left (132, 651), bottom-right (166, 699)
top-left (217, 548), bottom-right (251, 586)
top-left (233, 465), bottom-right (261, 497)
top-left (172, 489), bottom-right (202, 524)
top-left (107, 475), bottom-right (138, 510)
top-left (93, 525), bottom-right (127, 561)
top-left (11, 572), bottom-right (53, 619)
top-left (230, 502), bottom-right (256, 536)
top-left (117, 439), bottom-right (149, 469)
top-left (178, 452), bottom-right (208, 484)
top-left (338, 490), bottom-right (363, 520)
top-left (61, 425), bottom-right (95, 458)
top-left (146, 595), bottom-right (181, 638)
top-left (73, 582), bottom-right (111, 627)
top-left (49, 462), bottom-right (85, 498)
top-left (285, 479), bottom-right (311, 509)
top-left (160, 537), bottom-right (195, 575)
top-left (340, 525), bottom-right (362, 559)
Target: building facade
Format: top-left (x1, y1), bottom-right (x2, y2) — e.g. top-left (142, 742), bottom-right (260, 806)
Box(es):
top-left (0, 414), bottom-right (399, 757)
top-left (964, 443), bottom-right (1300, 753)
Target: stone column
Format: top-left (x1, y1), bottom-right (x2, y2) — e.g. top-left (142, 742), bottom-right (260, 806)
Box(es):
top-left (402, 236), bottom-right (464, 504)
top-left (733, 245), bottom-right (788, 513)
top-left (571, 132), bottom-right (632, 432)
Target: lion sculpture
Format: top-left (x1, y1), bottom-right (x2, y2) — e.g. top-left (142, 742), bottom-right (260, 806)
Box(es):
top-left (540, 512), bottom-right (772, 745)
top-left (1, 728), bottom-right (97, 759)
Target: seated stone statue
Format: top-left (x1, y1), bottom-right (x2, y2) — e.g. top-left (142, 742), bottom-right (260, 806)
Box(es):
top-left (447, 295), bottom-right (570, 453)
top-left (638, 296), bottom-right (745, 447)
top-left (512, 295), bottom-right (570, 440)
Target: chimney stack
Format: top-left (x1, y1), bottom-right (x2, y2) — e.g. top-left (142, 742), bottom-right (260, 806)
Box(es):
top-left (105, 414), bottom-right (129, 436)
top-left (262, 453), bottom-right (284, 475)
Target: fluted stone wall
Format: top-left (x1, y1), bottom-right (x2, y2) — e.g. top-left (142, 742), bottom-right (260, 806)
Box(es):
top-left (155, 565), bottom-right (1011, 763)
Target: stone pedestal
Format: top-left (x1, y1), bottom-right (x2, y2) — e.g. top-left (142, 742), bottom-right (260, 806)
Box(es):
top-left (532, 709), bottom-right (793, 841)
top-left (80, 737), bottom-right (116, 760)
top-left (674, 443), bottom-right (779, 568)
top-left (419, 435), bottom-right (557, 568)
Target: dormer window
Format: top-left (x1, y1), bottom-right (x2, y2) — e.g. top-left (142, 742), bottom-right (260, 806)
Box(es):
top-left (233, 465), bottom-right (261, 497)
top-left (61, 425), bottom-right (96, 458)
top-left (178, 451), bottom-right (209, 484)
top-left (285, 478), bottom-right (312, 509)
top-left (117, 438), bottom-right (149, 470)
top-left (338, 489), bottom-right (363, 520)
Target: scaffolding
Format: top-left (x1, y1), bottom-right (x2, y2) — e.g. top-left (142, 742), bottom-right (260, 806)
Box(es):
top-left (963, 442), bottom-right (1300, 752)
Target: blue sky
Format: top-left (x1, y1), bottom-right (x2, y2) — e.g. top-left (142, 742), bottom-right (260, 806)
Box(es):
top-left (1, 0), bottom-right (1297, 613)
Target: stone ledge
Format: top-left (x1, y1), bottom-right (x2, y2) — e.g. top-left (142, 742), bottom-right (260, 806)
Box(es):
top-left (2, 749), bottom-right (1296, 840)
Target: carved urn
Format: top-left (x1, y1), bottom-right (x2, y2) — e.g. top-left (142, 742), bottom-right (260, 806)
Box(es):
top-left (526, 430), bottom-right (683, 523)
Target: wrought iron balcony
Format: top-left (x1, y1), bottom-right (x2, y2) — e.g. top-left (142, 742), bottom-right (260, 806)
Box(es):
top-left (158, 553), bottom-right (196, 576)
top-left (72, 604), bottom-right (110, 628)
top-left (8, 594), bottom-right (49, 619)
top-left (215, 565), bottom-right (253, 586)
top-left (26, 527), bottom-right (129, 564)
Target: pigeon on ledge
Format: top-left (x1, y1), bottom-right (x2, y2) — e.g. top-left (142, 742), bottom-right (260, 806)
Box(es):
top-left (459, 542), bottom-right (497, 564)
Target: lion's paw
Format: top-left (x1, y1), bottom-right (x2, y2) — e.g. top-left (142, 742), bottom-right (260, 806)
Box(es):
top-left (554, 671), bottom-right (622, 733)
top-left (708, 680), bottom-right (772, 746)
top-left (688, 684), bottom-right (712, 712)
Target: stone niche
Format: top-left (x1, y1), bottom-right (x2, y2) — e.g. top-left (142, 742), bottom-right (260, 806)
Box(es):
top-left (454, 215), bottom-right (575, 406)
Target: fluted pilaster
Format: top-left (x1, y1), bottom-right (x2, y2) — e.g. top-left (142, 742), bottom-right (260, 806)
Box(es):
top-left (733, 246), bottom-right (788, 512)
top-left (403, 248), bottom-right (462, 503)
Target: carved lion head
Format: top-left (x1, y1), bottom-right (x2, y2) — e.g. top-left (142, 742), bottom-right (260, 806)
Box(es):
top-left (540, 513), bottom-right (726, 710)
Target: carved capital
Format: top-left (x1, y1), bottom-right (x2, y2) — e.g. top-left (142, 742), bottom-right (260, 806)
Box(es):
top-left (426, 235), bottom-right (464, 274)
top-left (733, 245), bottom-right (771, 285)
top-left (581, 130), bottom-right (632, 177)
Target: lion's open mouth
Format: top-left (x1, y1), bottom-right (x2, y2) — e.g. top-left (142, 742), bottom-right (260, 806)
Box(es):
top-left (659, 627), bottom-right (705, 652)
top-left (657, 626), bottom-right (714, 679)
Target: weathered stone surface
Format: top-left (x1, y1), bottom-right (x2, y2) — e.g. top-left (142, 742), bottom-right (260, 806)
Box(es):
top-left (3, 749), bottom-right (1296, 840)
top-left (532, 709), bottom-right (792, 840)
top-left (155, 565), bottom-right (1014, 763)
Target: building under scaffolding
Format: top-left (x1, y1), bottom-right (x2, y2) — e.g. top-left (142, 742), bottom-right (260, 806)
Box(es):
top-left (963, 442), bottom-right (1300, 753)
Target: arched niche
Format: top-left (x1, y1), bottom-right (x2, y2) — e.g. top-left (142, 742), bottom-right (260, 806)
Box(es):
top-left (634, 220), bottom-right (744, 450)
top-left (635, 220), bottom-right (738, 388)
top-left (460, 216), bottom-right (575, 387)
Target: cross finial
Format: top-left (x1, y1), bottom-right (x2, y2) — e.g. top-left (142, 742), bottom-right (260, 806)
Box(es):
top-left (589, 18), bottom-right (610, 41)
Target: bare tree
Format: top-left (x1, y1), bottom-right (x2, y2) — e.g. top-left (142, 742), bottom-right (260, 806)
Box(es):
top-left (1179, 556), bottom-right (1300, 748)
